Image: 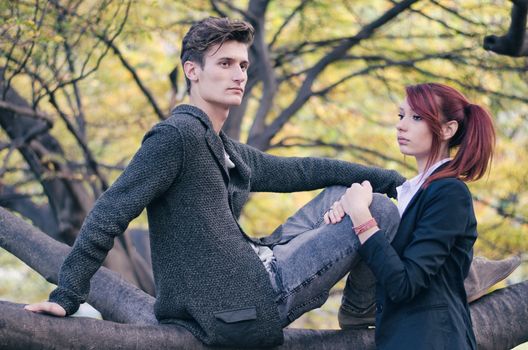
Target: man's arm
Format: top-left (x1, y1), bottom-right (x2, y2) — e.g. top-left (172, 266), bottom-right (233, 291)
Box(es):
top-left (233, 141), bottom-right (405, 198)
top-left (26, 124), bottom-right (185, 316)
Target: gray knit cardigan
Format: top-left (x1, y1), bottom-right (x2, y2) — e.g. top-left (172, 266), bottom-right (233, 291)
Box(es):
top-left (49, 104), bottom-right (405, 347)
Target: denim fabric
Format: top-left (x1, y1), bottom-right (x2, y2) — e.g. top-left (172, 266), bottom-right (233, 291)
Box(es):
top-left (268, 186), bottom-right (400, 326)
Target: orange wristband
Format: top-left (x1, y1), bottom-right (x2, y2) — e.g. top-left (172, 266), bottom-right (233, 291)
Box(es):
top-left (353, 218), bottom-right (378, 235)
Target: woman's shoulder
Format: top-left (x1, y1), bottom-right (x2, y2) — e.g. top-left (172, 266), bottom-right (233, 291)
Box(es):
top-left (424, 177), bottom-right (472, 201)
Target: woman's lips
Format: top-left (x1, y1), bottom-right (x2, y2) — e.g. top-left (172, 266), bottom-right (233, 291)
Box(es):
top-left (397, 137), bottom-right (410, 145)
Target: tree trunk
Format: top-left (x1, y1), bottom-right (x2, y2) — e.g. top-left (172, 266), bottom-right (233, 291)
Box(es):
top-left (0, 82), bottom-right (155, 295)
top-left (0, 206), bottom-right (527, 349)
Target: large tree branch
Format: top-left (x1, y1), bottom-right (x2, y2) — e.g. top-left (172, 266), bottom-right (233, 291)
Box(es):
top-left (484, 0), bottom-right (528, 57)
top-left (0, 206), bottom-right (156, 325)
top-left (0, 82), bottom-right (90, 244)
top-left (0, 100), bottom-right (53, 124)
top-left (246, 0), bottom-right (278, 142)
top-left (248, 0), bottom-right (421, 150)
top-left (0, 83), bottom-right (154, 295)
top-left (0, 184), bottom-right (60, 240)
top-left (0, 205), bottom-right (527, 349)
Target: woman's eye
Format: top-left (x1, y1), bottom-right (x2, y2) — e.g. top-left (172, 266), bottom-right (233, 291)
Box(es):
top-left (412, 115), bottom-right (423, 121)
top-left (398, 114), bottom-right (404, 120)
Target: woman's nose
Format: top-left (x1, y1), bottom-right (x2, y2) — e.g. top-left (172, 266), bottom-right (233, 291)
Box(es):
top-left (396, 117), bottom-right (407, 131)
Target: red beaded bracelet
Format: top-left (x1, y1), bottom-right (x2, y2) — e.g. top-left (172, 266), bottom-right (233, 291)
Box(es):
top-left (353, 218), bottom-right (378, 235)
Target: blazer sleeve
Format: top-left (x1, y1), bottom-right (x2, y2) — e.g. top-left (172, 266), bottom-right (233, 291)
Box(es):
top-left (233, 141), bottom-right (404, 198)
top-left (358, 179), bottom-right (473, 303)
top-left (49, 124), bottom-right (185, 315)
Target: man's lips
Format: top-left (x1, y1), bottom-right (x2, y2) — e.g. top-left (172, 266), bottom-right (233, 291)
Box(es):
top-left (227, 87), bottom-right (244, 93)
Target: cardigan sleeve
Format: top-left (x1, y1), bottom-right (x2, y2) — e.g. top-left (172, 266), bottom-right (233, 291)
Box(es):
top-left (233, 141), bottom-right (405, 198)
top-left (49, 124), bottom-right (185, 315)
top-left (358, 179), bottom-right (473, 303)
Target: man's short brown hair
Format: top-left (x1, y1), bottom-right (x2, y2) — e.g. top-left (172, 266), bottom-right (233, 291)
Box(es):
top-left (181, 17), bottom-right (255, 93)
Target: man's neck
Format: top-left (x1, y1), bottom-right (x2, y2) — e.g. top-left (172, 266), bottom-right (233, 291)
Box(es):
top-left (188, 96), bottom-right (229, 134)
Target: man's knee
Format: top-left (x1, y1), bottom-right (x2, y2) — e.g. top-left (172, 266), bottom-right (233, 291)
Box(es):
top-left (370, 193), bottom-right (399, 241)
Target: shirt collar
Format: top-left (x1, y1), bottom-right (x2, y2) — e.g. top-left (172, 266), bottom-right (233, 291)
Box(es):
top-left (396, 158), bottom-right (451, 216)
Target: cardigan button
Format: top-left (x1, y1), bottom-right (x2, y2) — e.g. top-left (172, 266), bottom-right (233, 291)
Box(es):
top-left (376, 304), bottom-right (383, 313)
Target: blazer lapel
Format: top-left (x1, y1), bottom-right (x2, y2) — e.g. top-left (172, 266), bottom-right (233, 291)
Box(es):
top-left (400, 161), bottom-right (451, 220)
top-left (176, 104), bottom-right (231, 186)
top-left (205, 129), bottom-right (230, 185)
top-left (400, 187), bottom-right (424, 221)
top-left (221, 134), bottom-right (251, 181)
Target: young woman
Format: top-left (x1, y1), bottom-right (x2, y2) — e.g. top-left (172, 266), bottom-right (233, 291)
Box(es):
top-left (335, 83), bottom-right (494, 349)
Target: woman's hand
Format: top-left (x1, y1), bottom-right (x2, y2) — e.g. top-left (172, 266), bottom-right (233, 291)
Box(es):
top-left (324, 200), bottom-right (346, 224)
top-left (324, 181), bottom-right (374, 225)
top-left (24, 301), bottom-right (66, 317)
top-left (340, 180), bottom-right (373, 219)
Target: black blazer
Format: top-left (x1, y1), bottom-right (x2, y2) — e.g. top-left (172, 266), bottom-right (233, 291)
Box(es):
top-left (359, 169), bottom-right (477, 349)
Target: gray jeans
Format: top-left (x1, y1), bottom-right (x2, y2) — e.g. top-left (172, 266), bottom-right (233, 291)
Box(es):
top-left (267, 186), bottom-right (400, 326)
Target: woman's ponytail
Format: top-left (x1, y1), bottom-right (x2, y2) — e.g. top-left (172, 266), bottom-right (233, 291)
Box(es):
top-left (446, 103), bottom-right (495, 182)
top-left (407, 83), bottom-right (496, 186)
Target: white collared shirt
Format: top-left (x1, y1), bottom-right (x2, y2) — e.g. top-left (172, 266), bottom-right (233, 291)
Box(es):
top-left (224, 150), bottom-right (276, 273)
top-left (396, 158), bottom-right (451, 217)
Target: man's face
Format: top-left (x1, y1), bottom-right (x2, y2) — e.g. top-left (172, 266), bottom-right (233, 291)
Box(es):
top-left (189, 40), bottom-right (249, 109)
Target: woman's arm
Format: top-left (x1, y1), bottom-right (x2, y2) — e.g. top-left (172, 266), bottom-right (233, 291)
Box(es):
top-left (344, 179), bottom-right (475, 304)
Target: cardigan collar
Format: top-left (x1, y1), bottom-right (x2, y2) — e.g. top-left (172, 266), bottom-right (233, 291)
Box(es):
top-left (172, 104), bottom-right (216, 130)
top-left (172, 104), bottom-right (251, 186)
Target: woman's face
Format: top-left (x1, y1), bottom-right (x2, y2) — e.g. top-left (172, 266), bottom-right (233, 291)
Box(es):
top-left (396, 97), bottom-right (434, 165)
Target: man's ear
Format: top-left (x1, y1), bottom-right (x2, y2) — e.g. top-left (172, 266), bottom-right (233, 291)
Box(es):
top-left (442, 120), bottom-right (459, 141)
top-left (183, 61), bottom-right (200, 83)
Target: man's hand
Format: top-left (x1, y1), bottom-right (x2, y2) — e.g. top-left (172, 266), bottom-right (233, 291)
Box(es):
top-left (24, 301), bottom-right (66, 317)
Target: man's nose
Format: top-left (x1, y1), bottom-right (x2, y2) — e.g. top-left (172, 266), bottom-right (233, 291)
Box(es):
top-left (233, 66), bottom-right (246, 82)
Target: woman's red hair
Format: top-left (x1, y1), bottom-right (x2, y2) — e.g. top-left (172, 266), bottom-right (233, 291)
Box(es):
top-left (405, 83), bottom-right (495, 186)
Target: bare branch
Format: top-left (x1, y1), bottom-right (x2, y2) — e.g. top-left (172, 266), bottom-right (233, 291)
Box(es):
top-left (393, 0), bottom-right (477, 38)
top-left (411, 66), bottom-right (528, 104)
top-left (249, 0), bottom-right (421, 150)
top-left (269, 0), bottom-right (313, 48)
top-left (0, 100), bottom-right (54, 124)
top-left (97, 35), bottom-right (166, 120)
top-left (270, 136), bottom-right (413, 170)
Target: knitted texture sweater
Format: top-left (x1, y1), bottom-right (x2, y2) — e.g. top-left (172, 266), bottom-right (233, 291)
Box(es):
top-left (49, 104), bottom-right (405, 347)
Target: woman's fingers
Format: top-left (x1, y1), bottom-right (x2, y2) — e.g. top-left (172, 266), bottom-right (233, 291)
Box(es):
top-left (325, 201), bottom-right (346, 224)
top-left (333, 201), bottom-right (345, 219)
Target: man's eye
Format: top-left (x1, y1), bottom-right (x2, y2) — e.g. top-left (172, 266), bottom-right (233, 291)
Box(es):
top-left (220, 61), bottom-right (229, 67)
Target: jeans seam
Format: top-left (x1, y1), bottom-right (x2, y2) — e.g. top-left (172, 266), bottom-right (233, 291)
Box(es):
top-left (287, 291), bottom-right (328, 322)
top-left (277, 245), bottom-right (356, 303)
top-left (311, 216), bottom-right (325, 229)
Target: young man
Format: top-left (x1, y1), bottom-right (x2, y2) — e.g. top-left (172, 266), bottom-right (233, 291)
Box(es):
top-left (25, 17), bottom-right (518, 348)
